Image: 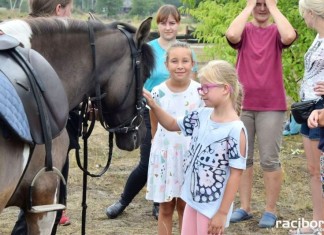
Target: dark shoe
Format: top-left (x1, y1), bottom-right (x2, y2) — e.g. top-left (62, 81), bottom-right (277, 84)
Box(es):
top-left (105, 201), bottom-right (127, 219)
top-left (152, 204), bottom-right (159, 220)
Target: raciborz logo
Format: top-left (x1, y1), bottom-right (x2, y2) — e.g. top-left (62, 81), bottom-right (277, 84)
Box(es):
top-left (276, 218), bottom-right (324, 234)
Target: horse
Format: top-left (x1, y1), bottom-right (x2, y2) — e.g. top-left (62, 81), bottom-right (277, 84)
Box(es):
top-left (0, 16), bottom-right (154, 234)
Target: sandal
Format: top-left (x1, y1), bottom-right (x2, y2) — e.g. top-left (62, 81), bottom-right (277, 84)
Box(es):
top-left (230, 208), bottom-right (253, 223)
top-left (258, 211), bottom-right (277, 228)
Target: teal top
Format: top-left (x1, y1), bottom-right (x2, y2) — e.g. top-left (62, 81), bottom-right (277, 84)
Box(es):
top-left (144, 39), bottom-right (198, 92)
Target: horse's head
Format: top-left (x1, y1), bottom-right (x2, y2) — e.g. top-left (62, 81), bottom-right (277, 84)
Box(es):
top-left (97, 18), bottom-right (155, 151)
top-left (0, 17), bottom-right (154, 151)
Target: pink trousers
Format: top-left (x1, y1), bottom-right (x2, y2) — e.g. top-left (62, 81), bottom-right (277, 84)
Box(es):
top-left (181, 204), bottom-right (210, 235)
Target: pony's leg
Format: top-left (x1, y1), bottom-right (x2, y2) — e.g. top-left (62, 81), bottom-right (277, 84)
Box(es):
top-left (0, 132), bottom-right (29, 213)
top-left (25, 211), bottom-right (57, 235)
top-left (8, 129), bottom-right (69, 235)
top-left (26, 130), bottom-right (69, 235)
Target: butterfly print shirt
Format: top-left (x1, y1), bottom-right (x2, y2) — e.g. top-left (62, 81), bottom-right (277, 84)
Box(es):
top-left (177, 108), bottom-right (247, 223)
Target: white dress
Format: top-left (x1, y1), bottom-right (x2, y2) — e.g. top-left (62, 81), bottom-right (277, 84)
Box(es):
top-left (146, 80), bottom-right (204, 203)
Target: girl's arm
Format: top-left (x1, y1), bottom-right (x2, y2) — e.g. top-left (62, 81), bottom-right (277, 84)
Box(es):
top-left (208, 129), bottom-right (246, 234)
top-left (143, 89), bottom-right (180, 132)
top-left (208, 168), bottom-right (243, 235)
top-left (149, 110), bottom-right (158, 138)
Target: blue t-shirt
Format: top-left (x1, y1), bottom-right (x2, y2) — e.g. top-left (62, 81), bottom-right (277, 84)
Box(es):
top-left (144, 39), bottom-right (198, 92)
top-left (176, 108), bottom-right (247, 226)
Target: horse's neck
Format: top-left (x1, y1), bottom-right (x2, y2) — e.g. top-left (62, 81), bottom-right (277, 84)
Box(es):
top-left (31, 34), bottom-right (96, 109)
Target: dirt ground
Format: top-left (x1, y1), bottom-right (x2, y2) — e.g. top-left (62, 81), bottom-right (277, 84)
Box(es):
top-left (0, 123), bottom-right (314, 235)
top-left (0, 44), bottom-right (315, 235)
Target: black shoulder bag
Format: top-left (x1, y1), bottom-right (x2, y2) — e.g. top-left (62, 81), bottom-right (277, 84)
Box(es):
top-left (291, 98), bottom-right (322, 124)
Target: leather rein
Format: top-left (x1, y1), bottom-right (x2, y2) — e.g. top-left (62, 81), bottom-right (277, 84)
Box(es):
top-left (76, 21), bottom-right (145, 235)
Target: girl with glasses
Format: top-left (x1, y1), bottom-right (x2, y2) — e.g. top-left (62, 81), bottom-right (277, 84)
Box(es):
top-left (143, 60), bottom-right (247, 235)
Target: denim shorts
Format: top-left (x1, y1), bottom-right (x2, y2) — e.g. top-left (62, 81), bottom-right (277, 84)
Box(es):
top-left (300, 99), bottom-right (324, 140)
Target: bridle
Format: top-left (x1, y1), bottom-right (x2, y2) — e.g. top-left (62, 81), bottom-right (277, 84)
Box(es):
top-left (76, 21), bottom-right (147, 235)
top-left (86, 21), bottom-right (146, 134)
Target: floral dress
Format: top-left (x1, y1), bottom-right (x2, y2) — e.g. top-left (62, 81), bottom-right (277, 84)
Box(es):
top-left (145, 80), bottom-right (204, 203)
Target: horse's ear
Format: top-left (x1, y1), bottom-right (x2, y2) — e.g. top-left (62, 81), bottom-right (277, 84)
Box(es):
top-left (134, 17), bottom-right (152, 49)
top-left (88, 12), bottom-right (103, 23)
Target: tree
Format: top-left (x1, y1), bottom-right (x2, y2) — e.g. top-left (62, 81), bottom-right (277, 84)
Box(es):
top-left (130, 0), bottom-right (163, 16)
top-left (0, 0), bottom-right (27, 11)
top-left (164, 0), bottom-right (182, 7)
top-left (180, 0), bottom-right (315, 101)
top-left (96, 0), bottom-right (123, 16)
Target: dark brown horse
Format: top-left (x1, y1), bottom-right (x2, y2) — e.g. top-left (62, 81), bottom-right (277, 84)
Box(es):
top-left (0, 17), bottom-right (154, 234)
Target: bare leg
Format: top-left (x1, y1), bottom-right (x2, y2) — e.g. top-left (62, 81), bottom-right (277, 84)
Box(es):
top-left (238, 166), bottom-right (253, 213)
top-left (158, 200), bottom-right (176, 235)
top-left (303, 137), bottom-right (324, 232)
top-left (264, 169), bottom-right (282, 213)
top-left (176, 198), bottom-right (186, 233)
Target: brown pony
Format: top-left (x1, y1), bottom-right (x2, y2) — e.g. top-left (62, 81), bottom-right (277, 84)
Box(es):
top-left (0, 17), bottom-right (154, 234)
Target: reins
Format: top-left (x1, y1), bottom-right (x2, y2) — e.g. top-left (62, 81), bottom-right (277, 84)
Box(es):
top-left (75, 20), bottom-right (146, 235)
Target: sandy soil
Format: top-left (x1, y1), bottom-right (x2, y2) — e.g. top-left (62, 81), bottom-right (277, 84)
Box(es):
top-left (0, 124), bottom-right (314, 235)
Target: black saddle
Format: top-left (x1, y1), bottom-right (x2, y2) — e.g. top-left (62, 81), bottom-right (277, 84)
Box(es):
top-left (0, 34), bottom-right (68, 144)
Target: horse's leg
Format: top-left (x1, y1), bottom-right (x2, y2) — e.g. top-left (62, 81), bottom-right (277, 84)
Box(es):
top-left (8, 129), bottom-right (69, 235)
top-left (24, 211), bottom-right (57, 235)
top-left (0, 131), bottom-right (30, 213)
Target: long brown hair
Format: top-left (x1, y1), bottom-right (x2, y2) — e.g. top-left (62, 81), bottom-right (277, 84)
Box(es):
top-left (29, 0), bottom-right (72, 17)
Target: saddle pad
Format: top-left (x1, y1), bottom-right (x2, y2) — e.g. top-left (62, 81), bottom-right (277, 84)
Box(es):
top-left (0, 47), bottom-right (69, 144)
top-left (0, 71), bottom-right (32, 143)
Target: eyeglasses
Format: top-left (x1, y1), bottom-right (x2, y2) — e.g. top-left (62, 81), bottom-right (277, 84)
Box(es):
top-left (197, 84), bottom-right (225, 95)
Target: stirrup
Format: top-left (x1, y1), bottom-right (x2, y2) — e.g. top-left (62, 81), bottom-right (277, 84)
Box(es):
top-left (28, 167), bottom-right (66, 213)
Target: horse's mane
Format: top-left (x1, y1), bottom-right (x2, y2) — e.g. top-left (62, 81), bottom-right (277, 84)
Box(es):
top-left (24, 17), bottom-right (108, 35)
top-left (19, 17), bottom-right (155, 83)
top-left (24, 17), bottom-right (139, 37)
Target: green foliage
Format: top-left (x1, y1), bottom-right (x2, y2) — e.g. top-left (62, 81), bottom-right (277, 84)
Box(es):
top-left (180, 0), bottom-right (316, 102)
top-left (95, 0), bottom-right (123, 16)
top-left (129, 0), bottom-right (163, 16)
top-left (164, 0), bottom-right (182, 7)
top-left (20, 0), bottom-right (28, 12)
top-left (180, 1), bottom-right (244, 63)
top-left (278, 0), bottom-right (316, 101)
top-left (180, 0), bottom-right (203, 8)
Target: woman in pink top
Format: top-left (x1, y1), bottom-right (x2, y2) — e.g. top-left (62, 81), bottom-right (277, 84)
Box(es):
top-left (225, 0), bottom-right (297, 228)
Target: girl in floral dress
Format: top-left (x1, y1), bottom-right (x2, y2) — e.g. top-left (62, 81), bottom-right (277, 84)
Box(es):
top-left (145, 42), bottom-right (204, 235)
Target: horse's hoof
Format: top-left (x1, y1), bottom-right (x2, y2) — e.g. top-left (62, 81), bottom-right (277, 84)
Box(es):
top-left (105, 201), bottom-right (127, 219)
